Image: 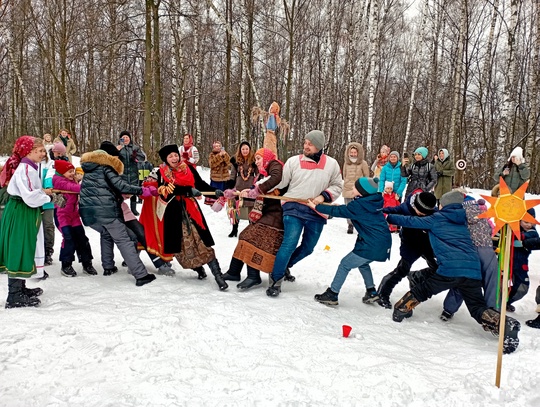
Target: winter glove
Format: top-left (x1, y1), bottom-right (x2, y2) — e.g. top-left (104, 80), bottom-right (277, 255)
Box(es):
top-left (223, 189), bottom-right (236, 199)
top-left (141, 186), bottom-right (158, 198)
top-left (191, 188), bottom-right (202, 197)
top-left (214, 189), bottom-right (224, 198)
top-left (513, 240), bottom-right (523, 248)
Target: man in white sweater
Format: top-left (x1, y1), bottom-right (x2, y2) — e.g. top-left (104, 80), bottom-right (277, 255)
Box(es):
top-left (267, 130), bottom-right (343, 297)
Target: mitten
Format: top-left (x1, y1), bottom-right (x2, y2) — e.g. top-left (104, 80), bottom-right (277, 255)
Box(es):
top-left (51, 193), bottom-right (67, 208)
top-left (191, 188), bottom-right (202, 197)
top-left (513, 240), bottom-right (523, 248)
top-left (211, 198), bottom-right (226, 212)
top-left (247, 186), bottom-right (260, 199)
top-left (214, 189), bottom-right (224, 198)
top-left (141, 186), bottom-right (157, 198)
top-left (223, 189), bottom-right (236, 199)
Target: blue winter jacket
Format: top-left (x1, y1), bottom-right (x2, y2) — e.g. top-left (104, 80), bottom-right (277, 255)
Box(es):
top-left (387, 203), bottom-right (481, 280)
top-left (378, 161), bottom-right (407, 198)
top-left (316, 193), bottom-right (391, 261)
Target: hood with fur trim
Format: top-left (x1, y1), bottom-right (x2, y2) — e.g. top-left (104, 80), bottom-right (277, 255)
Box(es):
top-left (81, 150), bottom-right (124, 175)
top-left (344, 142), bottom-right (366, 165)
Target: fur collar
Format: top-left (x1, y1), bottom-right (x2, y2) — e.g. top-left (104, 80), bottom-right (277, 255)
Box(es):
top-left (81, 151), bottom-right (124, 174)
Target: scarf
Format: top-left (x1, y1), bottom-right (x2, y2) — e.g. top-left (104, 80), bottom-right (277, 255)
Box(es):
top-left (0, 135), bottom-right (35, 187)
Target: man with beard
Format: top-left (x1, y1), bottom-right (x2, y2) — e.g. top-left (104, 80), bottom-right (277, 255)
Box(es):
top-left (266, 130), bottom-right (343, 297)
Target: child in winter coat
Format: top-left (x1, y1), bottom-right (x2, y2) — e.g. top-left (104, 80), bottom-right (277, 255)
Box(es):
top-left (0, 136), bottom-right (53, 308)
top-left (439, 197), bottom-right (499, 320)
top-left (342, 142), bottom-right (370, 234)
top-left (371, 145), bottom-right (390, 178)
top-left (310, 177), bottom-right (392, 306)
top-left (386, 190), bottom-right (521, 354)
top-left (522, 226), bottom-right (540, 328)
top-left (506, 208), bottom-right (539, 312)
top-left (382, 181), bottom-right (400, 232)
top-left (52, 160), bottom-right (97, 277)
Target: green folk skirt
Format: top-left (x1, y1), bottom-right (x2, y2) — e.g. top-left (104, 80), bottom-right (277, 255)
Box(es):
top-left (0, 196), bottom-right (41, 278)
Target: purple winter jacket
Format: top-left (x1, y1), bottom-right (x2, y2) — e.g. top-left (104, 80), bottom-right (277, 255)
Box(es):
top-left (52, 174), bottom-right (82, 229)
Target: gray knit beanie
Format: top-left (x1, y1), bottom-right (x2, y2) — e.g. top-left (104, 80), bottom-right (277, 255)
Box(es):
top-left (440, 190), bottom-right (465, 207)
top-left (305, 130), bottom-right (325, 151)
top-left (389, 151), bottom-right (400, 160)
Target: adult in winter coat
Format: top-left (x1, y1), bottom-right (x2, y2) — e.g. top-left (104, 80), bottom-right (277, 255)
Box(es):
top-left (79, 141), bottom-right (157, 286)
top-left (52, 160), bottom-right (96, 277)
top-left (342, 142), bottom-right (370, 234)
top-left (222, 148), bottom-right (285, 289)
top-left (386, 190), bottom-right (521, 354)
top-left (267, 130), bottom-right (343, 297)
top-left (493, 146), bottom-right (530, 193)
top-left (402, 146), bottom-right (438, 198)
top-left (226, 141), bottom-right (258, 237)
top-left (179, 134), bottom-right (200, 166)
top-left (378, 151), bottom-right (407, 199)
top-left (206, 140), bottom-right (230, 206)
top-left (54, 129), bottom-right (77, 162)
top-left (156, 144), bottom-right (227, 290)
top-left (117, 130), bottom-right (146, 215)
top-left (433, 148), bottom-right (455, 201)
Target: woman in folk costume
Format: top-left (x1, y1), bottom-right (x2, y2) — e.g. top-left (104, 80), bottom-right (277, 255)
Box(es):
top-left (0, 136), bottom-right (54, 308)
top-left (179, 134), bottom-right (200, 167)
top-left (156, 144), bottom-right (227, 290)
top-left (342, 142), bottom-right (370, 234)
top-left (226, 141), bottom-right (259, 237)
top-left (221, 148), bottom-right (287, 289)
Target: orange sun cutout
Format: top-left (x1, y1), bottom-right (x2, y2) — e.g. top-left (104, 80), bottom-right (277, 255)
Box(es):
top-left (478, 178), bottom-right (540, 239)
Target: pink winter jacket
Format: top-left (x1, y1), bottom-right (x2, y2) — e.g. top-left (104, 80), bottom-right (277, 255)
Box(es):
top-left (52, 174), bottom-right (82, 229)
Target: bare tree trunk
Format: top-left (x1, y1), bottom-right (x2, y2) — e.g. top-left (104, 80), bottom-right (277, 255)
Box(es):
top-left (143, 0), bottom-right (154, 154)
top-left (193, 11), bottom-right (202, 140)
top-left (153, 0), bottom-right (162, 151)
top-left (366, 0), bottom-right (379, 157)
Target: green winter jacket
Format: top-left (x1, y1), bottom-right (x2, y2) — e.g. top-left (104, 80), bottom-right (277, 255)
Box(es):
top-left (434, 153), bottom-right (455, 199)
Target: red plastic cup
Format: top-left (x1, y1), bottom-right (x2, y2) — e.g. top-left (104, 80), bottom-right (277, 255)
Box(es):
top-left (342, 325), bottom-right (352, 338)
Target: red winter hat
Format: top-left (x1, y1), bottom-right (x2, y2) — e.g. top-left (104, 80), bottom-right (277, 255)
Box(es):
top-left (55, 160), bottom-right (75, 175)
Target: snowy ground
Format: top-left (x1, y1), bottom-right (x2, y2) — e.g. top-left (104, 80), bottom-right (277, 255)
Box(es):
top-left (1, 162), bottom-right (539, 406)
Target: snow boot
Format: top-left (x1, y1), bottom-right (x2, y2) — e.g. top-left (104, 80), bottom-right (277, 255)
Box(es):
top-left (284, 267), bottom-right (296, 282)
top-left (121, 261), bottom-right (127, 267)
top-left (266, 275), bottom-right (284, 297)
top-left (362, 288), bottom-right (380, 304)
top-left (136, 273), bottom-right (156, 286)
top-left (506, 303), bottom-right (515, 312)
top-left (83, 262), bottom-right (98, 276)
top-left (440, 310), bottom-right (454, 322)
top-left (526, 314), bottom-right (540, 329)
top-left (480, 308), bottom-right (521, 353)
top-left (237, 266), bottom-right (262, 289)
top-left (103, 266), bottom-right (119, 276)
top-left (393, 291), bottom-right (420, 322)
top-left (347, 224), bottom-right (354, 234)
top-left (377, 296), bottom-right (392, 309)
top-left (208, 258), bottom-right (228, 290)
top-left (5, 278), bottom-right (41, 309)
top-left (228, 223), bottom-right (239, 238)
top-left (314, 287), bottom-right (339, 305)
top-left (193, 266), bottom-right (207, 280)
top-left (21, 280), bottom-right (43, 298)
top-left (222, 257), bottom-right (242, 281)
top-left (61, 262), bottom-right (77, 277)
top-left (44, 249), bottom-right (53, 266)
top-left (156, 263), bottom-right (175, 276)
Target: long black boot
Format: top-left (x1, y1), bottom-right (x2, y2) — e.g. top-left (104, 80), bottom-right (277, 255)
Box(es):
top-left (6, 278), bottom-right (41, 309)
top-left (193, 266), bottom-right (207, 280)
top-left (237, 266), bottom-right (262, 289)
top-left (392, 291), bottom-right (420, 322)
top-left (222, 257), bottom-right (243, 281)
top-left (284, 267), bottom-right (296, 282)
top-left (228, 223), bottom-right (239, 238)
top-left (208, 258), bottom-right (228, 290)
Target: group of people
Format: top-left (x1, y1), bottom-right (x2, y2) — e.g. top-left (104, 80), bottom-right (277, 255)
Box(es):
top-left (0, 129), bottom-right (538, 355)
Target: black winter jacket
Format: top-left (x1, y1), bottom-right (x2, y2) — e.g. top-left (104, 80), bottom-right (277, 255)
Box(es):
top-left (403, 159), bottom-right (438, 197)
top-left (118, 142), bottom-right (146, 186)
top-left (79, 151), bottom-right (143, 226)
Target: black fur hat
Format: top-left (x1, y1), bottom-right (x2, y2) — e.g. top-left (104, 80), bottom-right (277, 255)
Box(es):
top-left (99, 141), bottom-right (120, 157)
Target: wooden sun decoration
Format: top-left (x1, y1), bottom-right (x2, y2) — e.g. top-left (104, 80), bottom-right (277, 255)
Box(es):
top-left (479, 178), bottom-right (540, 239)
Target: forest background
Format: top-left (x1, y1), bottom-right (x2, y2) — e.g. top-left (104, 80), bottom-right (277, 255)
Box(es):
top-left (0, 0), bottom-right (539, 192)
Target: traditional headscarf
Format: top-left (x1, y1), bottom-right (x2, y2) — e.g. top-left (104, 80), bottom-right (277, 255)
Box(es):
top-left (183, 134), bottom-right (194, 149)
top-left (255, 148), bottom-right (283, 176)
top-left (0, 135), bottom-right (36, 187)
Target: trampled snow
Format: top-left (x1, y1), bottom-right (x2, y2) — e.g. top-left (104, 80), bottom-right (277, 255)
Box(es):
top-left (1, 162), bottom-right (539, 406)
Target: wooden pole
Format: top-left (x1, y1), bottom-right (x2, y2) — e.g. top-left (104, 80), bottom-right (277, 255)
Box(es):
top-left (495, 224), bottom-right (512, 388)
